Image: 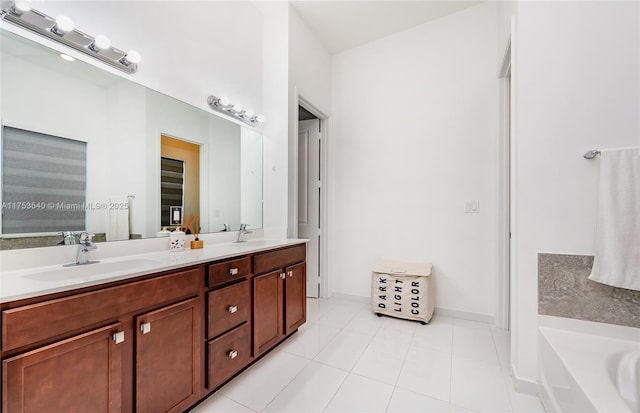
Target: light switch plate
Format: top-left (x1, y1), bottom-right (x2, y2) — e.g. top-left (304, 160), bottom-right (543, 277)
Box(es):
top-left (465, 201), bottom-right (480, 213)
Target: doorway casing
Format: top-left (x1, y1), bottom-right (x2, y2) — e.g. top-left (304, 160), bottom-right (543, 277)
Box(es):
top-left (291, 89), bottom-right (331, 298)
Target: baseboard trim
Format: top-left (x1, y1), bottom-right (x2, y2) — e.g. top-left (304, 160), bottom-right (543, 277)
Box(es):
top-left (435, 307), bottom-right (495, 325)
top-left (329, 292), bottom-right (370, 304)
top-left (326, 293), bottom-right (496, 325)
top-left (511, 364), bottom-right (539, 396)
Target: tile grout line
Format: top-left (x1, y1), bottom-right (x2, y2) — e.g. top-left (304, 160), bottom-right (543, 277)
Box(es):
top-left (266, 302), bottom-right (359, 412)
top-left (384, 319), bottom-right (419, 413)
top-left (313, 303), bottom-right (367, 412)
top-left (489, 327), bottom-right (516, 413)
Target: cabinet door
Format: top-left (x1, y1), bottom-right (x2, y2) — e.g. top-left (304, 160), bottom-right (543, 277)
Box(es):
top-left (136, 297), bottom-right (201, 413)
top-left (284, 262), bottom-right (307, 336)
top-left (253, 270), bottom-right (284, 356)
top-left (3, 323), bottom-right (122, 413)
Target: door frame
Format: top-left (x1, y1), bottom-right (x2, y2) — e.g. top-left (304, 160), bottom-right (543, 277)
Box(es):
top-left (156, 131), bottom-right (209, 237)
top-left (497, 22), bottom-right (515, 331)
top-left (292, 89), bottom-right (331, 298)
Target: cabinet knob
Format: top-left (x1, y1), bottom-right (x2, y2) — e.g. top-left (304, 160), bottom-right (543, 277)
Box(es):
top-left (140, 322), bottom-right (151, 334)
top-left (280, 273), bottom-right (286, 279)
top-left (229, 268), bottom-right (239, 275)
top-left (228, 305), bottom-right (238, 314)
top-left (288, 271), bottom-right (293, 277)
top-left (112, 331), bottom-right (125, 344)
top-left (228, 350), bottom-right (238, 359)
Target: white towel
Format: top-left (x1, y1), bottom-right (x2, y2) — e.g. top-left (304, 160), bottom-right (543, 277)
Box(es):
top-left (106, 195), bottom-right (130, 241)
top-left (589, 147), bottom-right (640, 291)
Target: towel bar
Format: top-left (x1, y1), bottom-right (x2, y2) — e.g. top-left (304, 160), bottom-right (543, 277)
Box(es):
top-left (583, 150), bottom-right (601, 159)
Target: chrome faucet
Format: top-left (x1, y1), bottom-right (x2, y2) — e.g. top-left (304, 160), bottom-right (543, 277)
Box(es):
top-left (60, 231), bottom-right (76, 245)
top-left (235, 224), bottom-right (252, 243)
top-left (76, 232), bottom-right (97, 265)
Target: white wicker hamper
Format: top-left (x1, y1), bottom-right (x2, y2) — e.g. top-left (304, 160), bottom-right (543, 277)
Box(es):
top-left (371, 260), bottom-right (434, 324)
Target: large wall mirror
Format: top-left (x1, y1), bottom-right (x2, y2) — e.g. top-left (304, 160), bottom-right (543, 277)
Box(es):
top-left (0, 29), bottom-right (263, 250)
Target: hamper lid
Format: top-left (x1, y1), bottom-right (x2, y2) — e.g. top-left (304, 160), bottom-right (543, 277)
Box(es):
top-left (372, 259), bottom-right (432, 276)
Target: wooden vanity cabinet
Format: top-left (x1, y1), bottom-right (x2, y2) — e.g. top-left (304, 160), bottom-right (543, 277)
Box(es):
top-left (1, 266), bottom-right (203, 413)
top-left (1, 242), bottom-right (307, 413)
top-left (253, 244), bottom-right (306, 356)
top-left (205, 256), bottom-right (253, 391)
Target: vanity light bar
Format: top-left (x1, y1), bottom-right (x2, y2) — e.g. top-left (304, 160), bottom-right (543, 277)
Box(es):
top-left (207, 95), bottom-right (265, 127)
top-left (0, 4), bottom-right (140, 74)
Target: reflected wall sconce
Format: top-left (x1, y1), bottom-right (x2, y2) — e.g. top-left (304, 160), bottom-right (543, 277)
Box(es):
top-left (0, 1), bottom-right (141, 74)
top-left (207, 95), bottom-right (265, 127)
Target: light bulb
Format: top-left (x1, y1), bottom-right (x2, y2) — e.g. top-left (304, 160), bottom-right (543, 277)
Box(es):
top-left (52, 15), bottom-right (74, 35)
top-left (232, 104), bottom-right (243, 113)
top-left (244, 109), bottom-right (254, 119)
top-left (256, 115), bottom-right (266, 123)
top-left (124, 50), bottom-right (141, 64)
top-left (219, 96), bottom-right (230, 106)
top-left (12, 0), bottom-right (31, 14)
top-left (90, 34), bottom-right (111, 51)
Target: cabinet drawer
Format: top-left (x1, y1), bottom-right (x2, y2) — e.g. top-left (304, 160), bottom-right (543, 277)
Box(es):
top-left (207, 280), bottom-right (251, 339)
top-left (207, 323), bottom-right (251, 390)
top-left (2, 268), bottom-right (202, 352)
top-left (253, 244), bottom-right (306, 275)
top-left (207, 257), bottom-right (251, 288)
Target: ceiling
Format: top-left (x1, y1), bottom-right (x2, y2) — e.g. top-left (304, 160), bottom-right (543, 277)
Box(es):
top-left (290, 1), bottom-right (483, 55)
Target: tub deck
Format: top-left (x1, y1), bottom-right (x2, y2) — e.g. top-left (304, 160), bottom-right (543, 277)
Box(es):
top-left (539, 326), bottom-right (639, 413)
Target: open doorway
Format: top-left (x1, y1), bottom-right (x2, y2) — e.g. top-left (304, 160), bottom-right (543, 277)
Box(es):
top-left (298, 105), bottom-right (321, 298)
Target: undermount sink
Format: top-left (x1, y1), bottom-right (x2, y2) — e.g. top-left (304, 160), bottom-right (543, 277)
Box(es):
top-left (22, 259), bottom-right (161, 282)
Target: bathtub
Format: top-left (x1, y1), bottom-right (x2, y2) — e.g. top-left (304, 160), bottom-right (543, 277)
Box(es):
top-left (539, 318), bottom-right (640, 413)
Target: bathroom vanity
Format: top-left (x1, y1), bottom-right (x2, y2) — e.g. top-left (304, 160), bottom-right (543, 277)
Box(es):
top-left (0, 241), bottom-right (307, 413)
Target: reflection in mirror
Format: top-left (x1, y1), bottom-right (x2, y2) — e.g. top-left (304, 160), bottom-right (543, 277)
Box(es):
top-left (160, 136), bottom-right (200, 230)
top-left (0, 29), bottom-right (263, 250)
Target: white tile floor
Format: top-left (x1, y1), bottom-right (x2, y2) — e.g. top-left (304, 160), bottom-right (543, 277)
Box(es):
top-left (191, 297), bottom-right (546, 413)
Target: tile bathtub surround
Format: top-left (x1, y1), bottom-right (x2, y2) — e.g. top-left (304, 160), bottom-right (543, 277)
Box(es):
top-left (538, 253), bottom-right (640, 328)
top-left (191, 297), bottom-right (544, 413)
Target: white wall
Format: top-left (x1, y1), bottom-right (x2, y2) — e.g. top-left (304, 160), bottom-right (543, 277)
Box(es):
top-left (330, 3), bottom-right (499, 318)
top-left (510, 0), bottom-right (640, 385)
top-left (27, 1), bottom-right (264, 118)
top-left (288, 6), bottom-right (333, 239)
top-left (257, 2), bottom-right (290, 237)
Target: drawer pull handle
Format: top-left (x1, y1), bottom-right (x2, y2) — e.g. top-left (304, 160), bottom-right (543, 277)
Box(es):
top-left (288, 271), bottom-right (293, 277)
top-left (228, 305), bottom-right (238, 314)
top-left (112, 331), bottom-right (125, 344)
top-left (228, 350), bottom-right (238, 359)
top-left (140, 322), bottom-right (151, 335)
top-left (229, 268), bottom-right (239, 275)
top-left (280, 273), bottom-right (286, 279)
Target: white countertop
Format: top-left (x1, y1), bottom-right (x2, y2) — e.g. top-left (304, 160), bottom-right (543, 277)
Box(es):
top-left (0, 238), bottom-right (307, 303)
